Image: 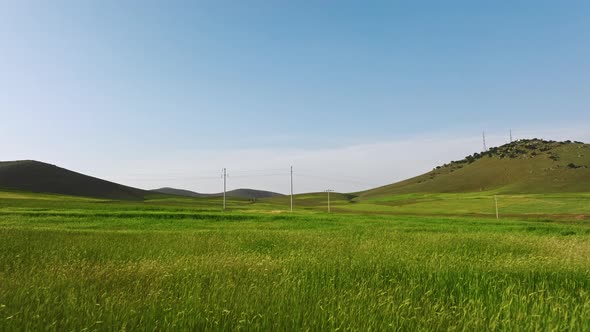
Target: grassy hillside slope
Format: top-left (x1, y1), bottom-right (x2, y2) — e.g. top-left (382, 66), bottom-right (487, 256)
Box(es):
top-left (0, 160), bottom-right (148, 200)
top-left (361, 139), bottom-right (590, 199)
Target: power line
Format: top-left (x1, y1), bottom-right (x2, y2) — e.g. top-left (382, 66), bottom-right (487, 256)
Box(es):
top-left (229, 168), bottom-right (291, 174)
top-left (122, 172), bottom-right (291, 182)
top-left (296, 173), bottom-right (379, 187)
top-left (228, 173), bottom-right (290, 179)
top-left (118, 175), bottom-right (222, 181)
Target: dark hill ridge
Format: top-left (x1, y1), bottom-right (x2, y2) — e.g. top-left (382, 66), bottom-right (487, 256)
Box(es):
top-left (151, 187), bottom-right (283, 199)
top-left (227, 188), bottom-right (283, 199)
top-left (152, 187), bottom-right (207, 198)
top-left (0, 160), bottom-right (283, 200)
top-left (0, 160), bottom-right (148, 200)
top-left (360, 139), bottom-right (590, 198)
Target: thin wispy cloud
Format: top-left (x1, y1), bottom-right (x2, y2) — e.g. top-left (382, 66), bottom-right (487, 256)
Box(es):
top-left (81, 126), bottom-right (590, 194)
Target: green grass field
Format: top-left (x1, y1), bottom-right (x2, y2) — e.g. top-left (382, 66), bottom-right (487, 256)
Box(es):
top-left (1, 191), bottom-right (590, 330)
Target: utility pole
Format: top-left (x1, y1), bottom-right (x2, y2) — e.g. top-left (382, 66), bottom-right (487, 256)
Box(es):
top-left (222, 168), bottom-right (227, 211)
top-left (494, 195), bottom-right (499, 220)
top-left (482, 131), bottom-right (488, 152)
top-left (290, 166), bottom-right (293, 212)
top-left (325, 189), bottom-right (334, 213)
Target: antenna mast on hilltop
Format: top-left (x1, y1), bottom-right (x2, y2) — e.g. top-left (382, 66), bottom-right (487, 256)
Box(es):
top-left (510, 129), bottom-right (513, 143)
top-left (482, 131), bottom-right (488, 152)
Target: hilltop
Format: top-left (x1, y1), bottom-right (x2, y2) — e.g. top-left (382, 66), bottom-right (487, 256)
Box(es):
top-left (0, 160), bottom-right (148, 200)
top-left (360, 139), bottom-right (590, 198)
top-left (0, 160), bottom-right (283, 201)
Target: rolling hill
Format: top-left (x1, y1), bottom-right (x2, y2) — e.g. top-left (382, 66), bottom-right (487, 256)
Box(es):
top-left (0, 160), bottom-right (148, 200)
top-left (151, 187), bottom-right (283, 199)
top-left (360, 139), bottom-right (590, 199)
top-left (151, 187), bottom-right (208, 198)
top-left (2, 139), bottom-right (588, 203)
top-left (0, 160), bottom-right (283, 201)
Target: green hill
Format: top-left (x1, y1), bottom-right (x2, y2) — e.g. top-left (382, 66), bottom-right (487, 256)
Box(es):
top-left (0, 160), bottom-right (148, 200)
top-left (151, 187), bottom-right (209, 198)
top-left (3, 139), bottom-right (589, 204)
top-left (264, 192), bottom-right (355, 207)
top-left (151, 187), bottom-right (283, 199)
top-left (360, 139), bottom-right (590, 199)
top-left (225, 188), bottom-right (283, 199)
top-left (0, 160), bottom-right (283, 201)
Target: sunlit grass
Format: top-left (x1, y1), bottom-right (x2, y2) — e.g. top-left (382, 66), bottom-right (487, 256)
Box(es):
top-left (2, 198), bottom-right (590, 330)
top-left (341, 192), bottom-right (590, 217)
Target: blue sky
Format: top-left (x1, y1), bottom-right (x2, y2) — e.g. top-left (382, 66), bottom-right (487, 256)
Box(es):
top-left (1, 1), bottom-right (589, 193)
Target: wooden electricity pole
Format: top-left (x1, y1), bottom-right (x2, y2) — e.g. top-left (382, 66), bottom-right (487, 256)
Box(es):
top-left (494, 195), bottom-right (499, 220)
top-left (325, 189), bottom-right (334, 213)
top-left (222, 168), bottom-right (227, 210)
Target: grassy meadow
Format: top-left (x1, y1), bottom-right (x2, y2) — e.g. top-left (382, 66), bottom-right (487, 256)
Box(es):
top-left (1, 190), bottom-right (590, 330)
top-left (0, 192), bottom-right (590, 331)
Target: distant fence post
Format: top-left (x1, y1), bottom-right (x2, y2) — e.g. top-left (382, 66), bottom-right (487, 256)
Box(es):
top-left (494, 195), bottom-right (499, 220)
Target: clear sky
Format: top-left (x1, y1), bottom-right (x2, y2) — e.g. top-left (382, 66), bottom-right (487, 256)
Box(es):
top-left (1, 1), bottom-right (589, 194)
